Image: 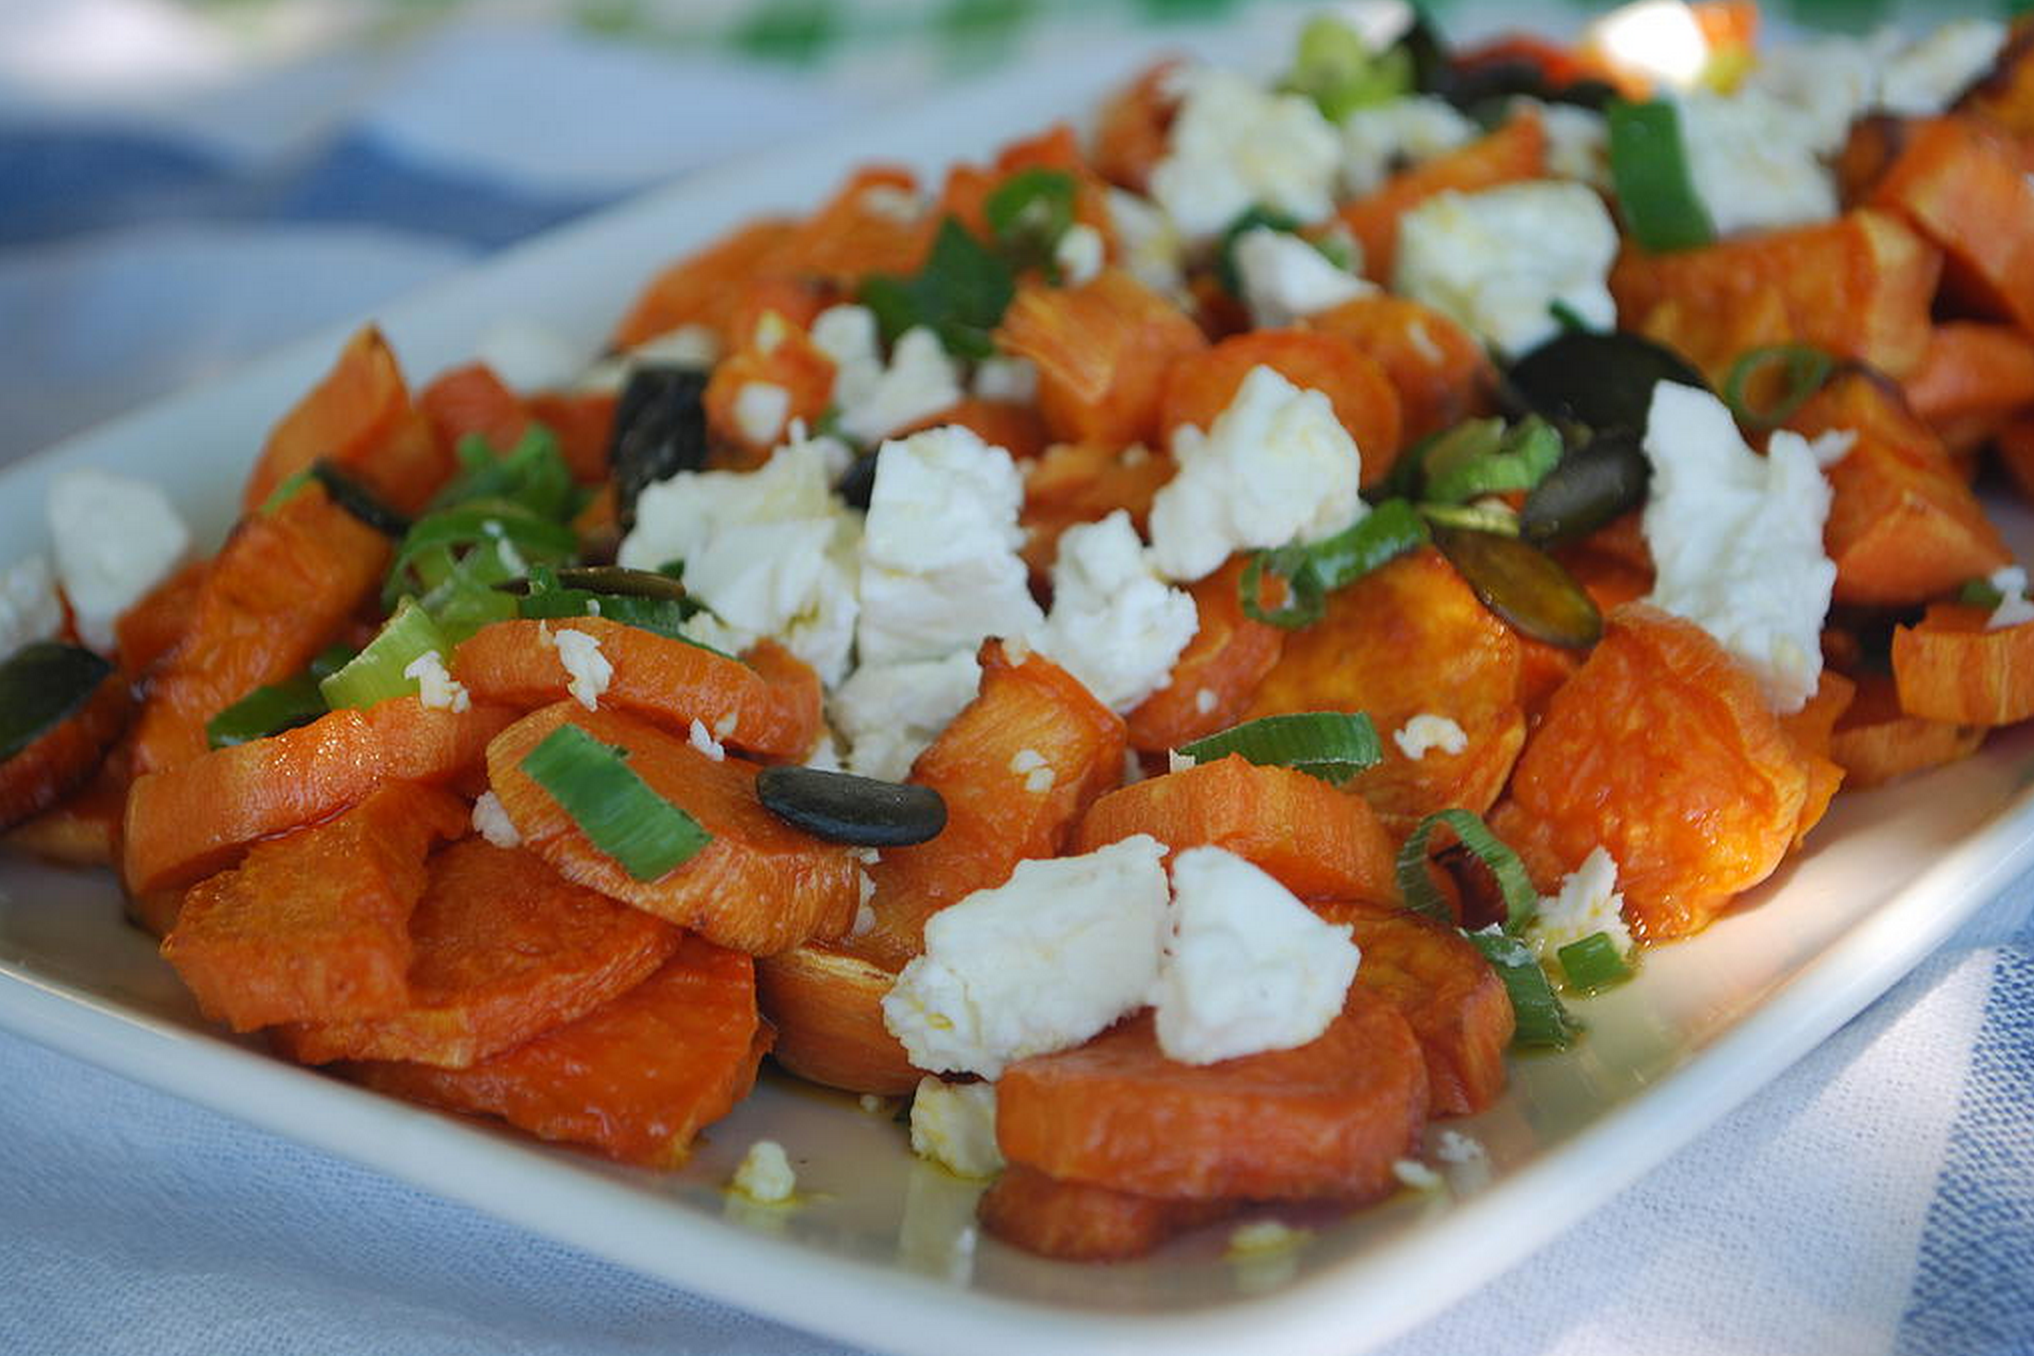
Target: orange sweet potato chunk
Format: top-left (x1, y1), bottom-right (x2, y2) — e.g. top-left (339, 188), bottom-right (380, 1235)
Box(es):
top-left (1306, 293), bottom-right (1494, 449)
top-left (754, 940), bottom-right (921, 1096)
top-left (611, 217), bottom-right (800, 351)
top-left (1340, 110), bottom-right (1546, 283)
top-left (997, 991), bottom-right (1428, 1202)
top-left (1090, 61), bottom-right (1182, 195)
top-left (1778, 669), bottom-right (1855, 848)
top-left (355, 933), bottom-right (768, 1168)
top-left (524, 388), bottom-right (619, 486)
top-left (858, 641), bottom-right (1127, 970)
top-left (274, 839), bottom-right (683, 1068)
top-left (124, 697), bottom-right (514, 895)
top-left (486, 703), bottom-right (859, 955)
top-left (898, 397), bottom-right (1052, 463)
top-left (1244, 548), bottom-right (1524, 832)
top-left (418, 361), bottom-right (530, 458)
top-left (1829, 671), bottom-right (1985, 789)
top-left (1160, 330), bottom-right (1403, 488)
top-left (1960, 21), bottom-right (2034, 138)
top-left (703, 321), bottom-right (836, 464)
top-left (161, 782), bottom-right (469, 1032)
top-left (1892, 602), bottom-right (2034, 727)
top-left (114, 558), bottom-right (210, 678)
top-left (1903, 324), bottom-right (2034, 437)
top-left (0, 660), bottom-right (130, 836)
top-left (978, 1164), bottom-right (1236, 1262)
top-left (777, 165), bottom-right (935, 286)
top-left (1125, 557), bottom-right (1285, 753)
top-left (1075, 754), bottom-right (1398, 905)
top-left (1869, 115), bottom-right (2034, 333)
top-left (995, 270), bottom-right (1208, 449)
top-left (1489, 604), bottom-right (1812, 942)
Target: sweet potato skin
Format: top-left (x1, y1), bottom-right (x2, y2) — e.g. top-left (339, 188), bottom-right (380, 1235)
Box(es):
top-left (995, 270), bottom-right (1208, 449)
top-left (1830, 671), bottom-right (1985, 789)
top-left (1868, 115), bottom-right (2034, 333)
top-left (755, 941), bottom-right (921, 1096)
top-left (1893, 603), bottom-right (2034, 727)
top-left (978, 1164), bottom-right (1236, 1262)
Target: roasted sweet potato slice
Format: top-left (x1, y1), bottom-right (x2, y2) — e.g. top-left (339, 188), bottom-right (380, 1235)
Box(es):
top-left (354, 933), bottom-right (768, 1168)
top-left (161, 782), bottom-right (469, 1031)
top-left (0, 650), bottom-right (131, 835)
top-left (856, 641), bottom-right (1127, 969)
top-left (487, 703), bottom-right (859, 955)
top-left (1903, 324), bottom-right (2034, 441)
top-left (114, 558), bottom-right (210, 678)
top-left (1892, 602), bottom-right (2034, 726)
top-left (418, 361), bottom-right (531, 457)
top-left (1244, 548), bottom-right (1525, 832)
top-left (1306, 294), bottom-right (1494, 449)
top-left (1778, 669), bottom-right (1854, 848)
top-left (1829, 670), bottom-right (1985, 789)
top-left (979, 1164), bottom-right (1236, 1262)
top-left (1090, 60), bottom-right (1182, 195)
top-left (525, 389), bottom-right (619, 485)
top-left (898, 397), bottom-right (1051, 464)
top-left (1869, 115), bottom-right (2034, 333)
top-left (124, 697), bottom-right (513, 895)
top-left (274, 839), bottom-right (683, 1068)
top-left (1340, 110), bottom-right (1546, 283)
top-left (777, 165), bottom-right (935, 285)
top-left (3, 754), bottom-right (128, 868)
top-left (130, 483), bottom-right (393, 777)
top-left (755, 940), bottom-right (921, 1096)
top-left (1019, 441), bottom-right (1174, 578)
top-left (1075, 754), bottom-right (1397, 905)
top-left (995, 270), bottom-right (1208, 449)
top-left (996, 991), bottom-right (1427, 1202)
top-left (1315, 901), bottom-right (1512, 1118)
top-left (453, 618), bottom-right (820, 761)
top-left (1124, 557), bottom-right (1285, 753)
top-left (1489, 604), bottom-right (1812, 942)
top-left (611, 217), bottom-right (800, 351)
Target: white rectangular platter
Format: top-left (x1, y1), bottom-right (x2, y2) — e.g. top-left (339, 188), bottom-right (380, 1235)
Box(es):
top-left (5, 25), bottom-right (2034, 1356)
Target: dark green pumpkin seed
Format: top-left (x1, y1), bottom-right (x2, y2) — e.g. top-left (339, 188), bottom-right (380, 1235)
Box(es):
top-left (0, 643), bottom-right (117, 765)
top-left (1433, 525), bottom-right (1603, 650)
top-left (756, 765), bottom-right (947, 847)
top-left (1504, 330), bottom-right (1706, 434)
top-left (1520, 428), bottom-right (1651, 547)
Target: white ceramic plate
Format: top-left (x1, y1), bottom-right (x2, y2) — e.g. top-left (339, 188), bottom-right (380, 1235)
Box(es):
top-left (6, 25), bottom-right (2034, 1356)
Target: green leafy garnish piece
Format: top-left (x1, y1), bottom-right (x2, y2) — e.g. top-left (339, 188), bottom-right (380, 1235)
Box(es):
top-left (430, 424), bottom-right (586, 522)
top-left (860, 216), bottom-right (1016, 360)
top-left (1607, 99), bottom-right (1715, 254)
top-left (1282, 12), bottom-right (1415, 122)
top-left (318, 599), bottom-right (451, 712)
top-left (1421, 415), bottom-right (1564, 506)
top-left (985, 168), bottom-right (1078, 275)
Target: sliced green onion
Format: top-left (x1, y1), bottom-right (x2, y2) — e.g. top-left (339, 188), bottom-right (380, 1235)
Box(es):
top-left (1418, 502), bottom-right (1521, 536)
top-left (1722, 344), bottom-right (1835, 430)
top-left (985, 168), bottom-right (1077, 275)
top-left (1239, 500), bottom-right (1431, 629)
top-left (520, 723), bottom-right (712, 880)
top-left (1959, 576), bottom-right (2006, 608)
top-left (513, 564), bottom-right (724, 653)
top-left (258, 468), bottom-right (315, 517)
top-left (1423, 416), bottom-right (1563, 506)
top-left (384, 500), bottom-right (580, 609)
top-left (1239, 550), bottom-right (1328, 630)
top-left (1282, 12), bottom-right (1415, 122)
top-left (1394, 808), bottom-right (1538, 931)
top-left (1547, 299), bottom-right (1593, 334)
top-left (1178, 711), bottom-right (1382, 787)
top-left (1555, 930), bottom-right (1634, 994)
top-left (204, 645), bottom-right (353, 749)
top-left (1469, 928), bottom-right (1580, 1049)
top-left (860, 216), bottom-right (1016, 360)
top-left (318, 599), bottom-right (449, 711)
top-left (1607, 99), bottom-right (1714, 254)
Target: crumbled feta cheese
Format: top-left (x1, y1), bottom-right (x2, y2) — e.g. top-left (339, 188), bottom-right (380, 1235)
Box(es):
top-left (851, 896), bottom-right (877, 937)
top-left (1150, 67), bottom-right (1342, 241)
top-left (403, 650), bottom-right (470, 713)
top-left (1167, 749), bottom-right (1197, 774)
top-left (576, 324), bottom-right (721, 392)
top-left (1009, 748), bottom-right (1046, 775)
top-left (856, 425), bottom-right (1042, 667)
top-left (618, 438), bottom-right (860, 684)
top-left (858, 1093), bottom-right (890, 1115)
top-left (1394, 181), bottom-right (1619, 357)
top-left (830, 651), bottom-right (983, 783)
top-left (729, 1140), bottom-right (797, 1203)
top-left (972, 355), bottom-right (1038, 405)
top-left (1233, 227), bottom-right (1373, 329)
top-left (908, 1077), bottom-right (1005, 1179)
top-left (1149, 365), bottom-right (1366, 583)
top-left (818, 319), bottom-right (965, 448)
top-left (1989, 567), bottom-right (2034, 631)
top-left (1881, 19), bottom-right (2007, 117)
top-left (471, 791), bottom-right (522, 849)
top-left (753, 310), bottom-right (791, 356)
top-left (1226, 1220), bottom-right (1310, 1256)
top-left (859, 183), bottom-right (925, 224)
top-left (804, 725), bottom-right (845, 772)
top-left (1105, 188), bottom-right (1187, 299)
top-left (1150, 846), bottom-right (1361, 1066)
top-left (472, 317), bottom-right (585, 393)
top-left (1340, 95), bottom-right (1476, 197)
top-left (548, 627), bottom-right (613, 711)
top-left (1053, 222), bottom-right (1105, 287)
top-left (1392, 713), bottom-right (1467, 761)
top-left (0, 554), bottom-right (64, 659)
top-left (1194, 688), bottom-right (1217, 716)
top-left (1588, 0), bottom-right (1709, 92)
top-left (1393, 1158), bottom-right (1446, 1192)
top-left (1434, 1129), bottom-right (1485, 1165)
top-left (1534, 100), bottom-right (1610, 190)
top-left (1525, 845), bottom-right (1635, 966)
top-left (883, 836), bottom-right (1172, 1079)
top-left (732, 380), bottom-right (792, 447)
top-left (46, 469), bottom-right (190, 655)
top-left (1677, 90), bottom-right (1838, 238)
top-left (1807, 429), bottom-right (1857, 469)
top-left (810, 303), bottom-right (885, 410)
top-left (1028, 511), bottom-right (1199, 714)
top-left (1741, 33), bottom-right (1888, 156)
top-left (688, 718), bottom-right (727, 761)
top-left (1641, 383), bottom-right (1834, 713)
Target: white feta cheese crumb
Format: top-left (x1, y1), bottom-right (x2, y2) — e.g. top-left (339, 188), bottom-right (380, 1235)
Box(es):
top-left (1588, 0), bottom-right (1709, 92)
top-left (618, 438), bottom-right (861, 685)
top-left (1533, 100), bottom-right (1610, 190)
top-left (1340, 95), bottom-right (1476, 197)
top-left (859, 183), bottom-right (925, 223)
top-left (883, 836), bottom-right (1172, 1079)
top-left (1151, 846), bottom-right (1361, 1066)
top-left (908, 1077), bottom-right (1005, 1179)
top-left (1392, 712), bottom-right (1468, 761)
top-left (1168, 749), bottom-right (1197, 774)
top-left (1009, 748), bottom-right (1047, 776)
top-left (1394, 181), bottom-right (1619, 358)
top-left (753, 310), bottom-right (791, 356)
top-left (1150, 67), bottom-right (1342, 241)
top-left (1195, 688), bottom-right (1217, 716)
top-left (851, 898), bottom-right (878, 937)
top-left (471, 791), bottom-right (522, 849)
top-left (1393, 1158), bottom-right (1446, 1192)
top-left (1641, 383), bottom-right (1835, 713)
top-left (1434, 1129), bottom-right (1485, 1165)
top-left (1028, 511), bottom-right (1199, 713)
top-left (472, 317), bottom-right (585, 393)
top-left (402, 649), bottom-right (470, 713)
top-left (1233, 227), bottom-right (1373, 329)
top-left (1226, 1220), bottom-right (1310, 1256)
top-left (1525, 845), bottom-right (1636, 965)
top-left (858, 1093), bottom-right (890, 1115)
top-left (857, 868), bottom-right (877, 908)
top-left (1881, 19), bottom-right (2007, 117)
top-left (1677, 90), bottom-right (1838, 238)
top-left (1988, 567), bottom-right (2034, 631)
top-left (856, 425), bottom-right (1043, 667)
top-left (1053, 222), bottom-right (1105, 287)
top-left (819, 319), bottom-right (964, 448)
top-left (1105, 187), bottom-right (1187, 299)
top-left (731, 380), bottom-right (792, 447)
top-left (804, 726), bottom-right (845, 773)
top-left (0, 555), bottom-right (64, 658)
top-left (730, 1139), bottom-right (796, 1203)
top-left (972, 355), bottom-right (1038, 404)
top-left (1150, 366), bottom-right (1365, 583)
top-left (687, 718), bottom-right (727, 762)
top-left (714, 711), bottom-right (739, 740)
top-left (830, 650), bottom-right (983, 783)
top-left (1808, 429), bottom-right (1857, 469)
top-left (810, 303), bottom-right (885, 411)
top-left (1741, 33), bottom-right (1888, 156)
top-left (46, 469), bottom-right (190, 655)
top-left (547, 627), bottom-right (613, 711)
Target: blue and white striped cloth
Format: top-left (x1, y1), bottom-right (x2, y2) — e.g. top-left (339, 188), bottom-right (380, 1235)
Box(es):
top-left (2, 3), bottom-right (2030, 1352)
